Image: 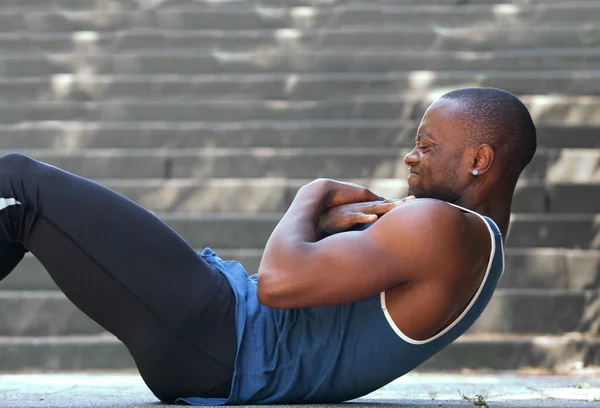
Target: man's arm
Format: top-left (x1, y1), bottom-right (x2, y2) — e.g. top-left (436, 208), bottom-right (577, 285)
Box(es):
top-left (257, 181), bottom-right (471, 309)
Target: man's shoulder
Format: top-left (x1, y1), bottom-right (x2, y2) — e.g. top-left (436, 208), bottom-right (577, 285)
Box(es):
top-left (382, 198), bottom-right (469, 233)
top-left (372, 199), bottom-right (485, 278)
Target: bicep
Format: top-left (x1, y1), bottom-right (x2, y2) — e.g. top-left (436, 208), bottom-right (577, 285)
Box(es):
top-left (294, 230), bottom-right (404, 306)
top-left (260, 200), bottom-right (466, 309)
top-left (288, 202), bottom-right (460, 307)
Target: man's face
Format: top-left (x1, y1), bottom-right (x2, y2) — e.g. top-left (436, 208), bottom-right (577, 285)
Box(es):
top-left (404, 98), bottom-right (469, 203)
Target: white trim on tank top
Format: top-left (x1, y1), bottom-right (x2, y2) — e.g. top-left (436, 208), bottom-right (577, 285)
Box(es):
top-left (0, 198), bottom-right (21, 211)
top-left (380, 202), bottom-right (504, 345)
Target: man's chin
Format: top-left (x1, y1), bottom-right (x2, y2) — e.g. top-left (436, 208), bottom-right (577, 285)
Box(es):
top-left (407, 188), bottom-right (424, 199)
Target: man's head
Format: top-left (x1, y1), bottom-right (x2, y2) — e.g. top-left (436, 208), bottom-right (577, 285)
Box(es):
top-left (404, 87), bottom-right (537, 202)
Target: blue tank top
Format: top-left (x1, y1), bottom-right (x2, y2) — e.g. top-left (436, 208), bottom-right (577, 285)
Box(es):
top-left (179, 204), bottom-right (504, 405)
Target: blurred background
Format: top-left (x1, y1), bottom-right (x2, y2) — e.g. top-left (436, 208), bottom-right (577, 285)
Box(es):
top-left (0, 0), bottom-right (599, 374)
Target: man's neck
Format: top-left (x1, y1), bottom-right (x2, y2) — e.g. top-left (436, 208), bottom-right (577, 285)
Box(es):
top-left (454, 192), bottom-right (512, 239)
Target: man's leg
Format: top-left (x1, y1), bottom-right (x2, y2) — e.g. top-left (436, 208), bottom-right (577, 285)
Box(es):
top-left (0, 153), bottom-right (236, 401)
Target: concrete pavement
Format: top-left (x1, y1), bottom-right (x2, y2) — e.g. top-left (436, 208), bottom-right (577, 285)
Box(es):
top-left (1, 371), bottom-right (599, 408)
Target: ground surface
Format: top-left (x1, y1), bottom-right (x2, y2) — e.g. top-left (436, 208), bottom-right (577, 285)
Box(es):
top-left (1, 372), bottom-right (599, 408)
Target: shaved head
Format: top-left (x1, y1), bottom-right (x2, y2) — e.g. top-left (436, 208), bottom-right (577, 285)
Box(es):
top-left (439, 87), bottom-right (537, 181)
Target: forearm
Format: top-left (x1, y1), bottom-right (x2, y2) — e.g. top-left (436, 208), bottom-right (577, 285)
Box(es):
top-left (261, 182), bottom-right (326, 268)
top-left (257, 179), bottom-right (390, 308)
top-left (257, 181), bottom-right (329, 306)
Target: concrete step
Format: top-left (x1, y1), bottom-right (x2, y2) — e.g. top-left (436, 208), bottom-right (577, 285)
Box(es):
top-left (0, 288), bottom-right (597, 337)
top-left (2, 248), bottom-right (599, 292)
top-left (0, 334), bottom-right (135, 372)
top-left (0, 332), bottom-right (596, 375)
top-left (0, 147), bottom-right (596, 182)
top-left (0, 210), bottom-right (593, 250)
top-left (3, 0), bottom-right (599, 12)
top-left (468, 289), bottom-right (600, 335)
top-left (6, 71), bottom-right (600, 103)
top-left (0, 147), bottom-right (589, 181)
top-left (1, 333), bottom-right (598, 372)
top-left (0, 121), bottom-right (597, 149)
top-left (123, 178), bottom-right (600, 214)
top-left (508, 214), bottom-right (600, 249)
top-left (0, 95), bottom-right (596, 124)
top-left (3, 49), bottom-right (600, 76)
top-left (0, 26), bottom-right (595, 54)
top-left (0, 292), bottom-right (104, 337)
top-left (421, 333), bottom-right (600, 371)
top-left (0, 177), bottom-right (587, 215)
top-left (0, 4), bottom-right (599, 32)
top-left (165, 212), bottom-right (600, 249)
top-left (503, 248), bottom-right (600, 291)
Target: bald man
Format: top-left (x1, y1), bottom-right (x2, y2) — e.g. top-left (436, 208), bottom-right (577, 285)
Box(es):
top-left (0, 88), bottom-right (536, 405)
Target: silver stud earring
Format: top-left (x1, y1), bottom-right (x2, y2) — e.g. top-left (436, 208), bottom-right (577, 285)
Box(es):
top-left (471, 169), bottom-right (479, 176)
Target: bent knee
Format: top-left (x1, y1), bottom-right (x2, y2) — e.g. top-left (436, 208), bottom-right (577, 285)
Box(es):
top-left (0, 153), bottom-right (38, 172)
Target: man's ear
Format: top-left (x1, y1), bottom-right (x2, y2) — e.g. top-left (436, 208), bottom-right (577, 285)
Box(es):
top-left (471, 144), bottom-right (494, 175)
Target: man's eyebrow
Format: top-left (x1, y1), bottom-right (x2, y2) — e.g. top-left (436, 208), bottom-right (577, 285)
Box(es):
top-left (415, 134), bottom-right (429, 143)
top-left (416, 133), bottom-right (437, 143)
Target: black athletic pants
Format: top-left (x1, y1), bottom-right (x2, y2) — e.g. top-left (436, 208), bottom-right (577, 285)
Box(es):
top-left (0, 153), bottom-right (237, 403)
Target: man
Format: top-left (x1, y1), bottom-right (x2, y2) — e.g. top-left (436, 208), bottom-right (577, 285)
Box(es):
top-left (0, 87), bottom-right (535, 405)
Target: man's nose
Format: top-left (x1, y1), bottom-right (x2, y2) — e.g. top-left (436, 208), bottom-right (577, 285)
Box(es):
top-left (404, 148), bottom-right (419, 167)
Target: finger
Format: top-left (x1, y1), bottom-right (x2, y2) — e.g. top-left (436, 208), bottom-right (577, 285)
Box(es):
top-left (386, 196), bottom-right (416, 208)
top-left (355, 200), bottom-right (403, 214)
top-left (392, 196), bottom-right (416, 205)
top-left (332, 196), bottom-right (415, 215)
top-left (363, 213), bottom-right (378, 222)
top-left (388, 195), bottom-right (415, 202)
top-left (352, 213), bottom-right (378, 223)
top-left (361, 196), bottom-right (417, 214)
top-left (385, 195), bottom-right (417, 206)
top-left (362, 202), bottom-right (400, 214)
top-left (327, 182), bottom-right (383, 206)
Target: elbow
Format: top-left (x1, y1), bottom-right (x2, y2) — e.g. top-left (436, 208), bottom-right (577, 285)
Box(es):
top-left (256, 286), bottom-right (284, 309)
top-left (256, 269), bottom-right (294, 310)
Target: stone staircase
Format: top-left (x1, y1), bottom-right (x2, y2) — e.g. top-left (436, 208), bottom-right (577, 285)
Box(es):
top-left (0, 0), bottom-right (599, 372)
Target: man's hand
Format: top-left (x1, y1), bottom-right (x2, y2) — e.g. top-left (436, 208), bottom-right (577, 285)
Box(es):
top-left (304, 179), bottom-right (384, 208)
top-left (318, 196), bottom-right (416, 235)
top-left (259, 197), bottom-right (473, 309)
top-left (259, 178), bottom-right (416, 308)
